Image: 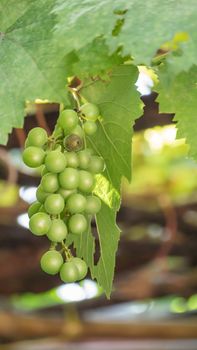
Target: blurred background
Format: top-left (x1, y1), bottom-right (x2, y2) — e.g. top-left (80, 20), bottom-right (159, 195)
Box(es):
top-left (0, 71), bottom-right (197, 350)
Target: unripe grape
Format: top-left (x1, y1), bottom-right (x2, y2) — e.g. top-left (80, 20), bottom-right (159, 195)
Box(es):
top-left (66, 193), bottom-right (86, 214)
top-left (78, 149), bottom-right (91, 169)
top-left (41, 173), bottom-right (59, 193)
top-left (47, 219), bottom-right (67, 242)
top-left (81, 103), bottom-right (100, 121)
top-left (57, 188), bottom-right (77, 200)
top-left (29, 212), bottom-right (51, 236)
top-left (78, 170), bottom-right (95, 193)
top-left (40, 250), bottom-right (63, 275)
top-left (71, 125), bottom-right (84, 138)
top-left (68, 214), bottom-right (87, 235)
top-left (89, 156), bottom-right (105, 173)
top-left (59, 168), bottom-right (79, 190)
top-left (65, 152), bottom-right (79, 168)
top-left (41, 166), bottom-right (48, 176)
top-left (60, 261), bottom-right (79, 283)
top-left (36, 185), bottom-right (50, 203)
top-left (28, 201), bottom-right (41, 218)
top-left (58, 109), bottom-right (78, 130)
top-left (85, 148), bottom-right (95, 156)
top-left (39, 205), bottom-right (46, 213)
top-left (44, 194), bottom-right (64, 215)
top-left (53, 124), bottom-right (64, 139)
top-left (72, 257), bottom-right (88, 280)
top-left (45, 150), bottom-right (66, 173)
top-left (85, 196), bottom-right (101, 214)
top-left (23, 146), bottom-right (45, 168)
top-left (84, 121), bottom-right (97, 135)
top-left (28, 127), bottom-right (48, 147)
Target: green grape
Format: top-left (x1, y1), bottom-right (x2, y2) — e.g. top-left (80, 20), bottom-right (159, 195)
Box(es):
top-left (45, 150), bottom-right (66, 173)
top-left (85, 195), bottom-right (101, 214)
top-left (39, 205), bottom-right (46, 213)
top-left (57, 188), bottom-right (76, 200)
top-left (66, 193), bottom-right (86, 214)
top-left (78, 149), bottom-right (91, 169)
top-left (29, 212), bottom-right (51, 236)
top-left (28, 201), bottom-right (41, 218)
top-left (53, 124), bottom-right (64, 139)
top-left (58, 109), bottom-right (78, 130)
top-left (23, 146), bottom-right (45, 168)
top-left (68, 214), bottom-right (87, 235)
top-left (41, 173), bottom-right (59, 193)
top-left (28, 127), bottom-right (48, 147)
top-left (41, 166), bottom-right (48, 176)
top-left (84, 121), bottom-right (97, 135)
top-left (65, 152), bottom-right (79, 168)
top-left (59, 168), bottom-right (79, 190)
top-left (40, 250), bottom-right (63, 275)
top-left (60, 261), bottom-right (79, 283)
top-left (72, 257), bottom-right (88, 280)
top-left (80, 103), bottom-right (100, 121)
top-left (89, 156), bottom-right (105, 173)
top-left (47, 219), bottom-right (67, 242)
top-left (70, 125), bottom-right (84, 138)
top-left (85, 148), bottom-right (95, 156)
top-left (44, 194), bottom-right (64, 215)
top-left (36, 185), bottom-right (50, 203)
top-left (78, 170), bottom-right (95, 193)
top-left (64, 134), bottom-right (84, 152)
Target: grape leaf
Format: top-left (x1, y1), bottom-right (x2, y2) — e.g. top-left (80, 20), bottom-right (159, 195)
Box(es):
top-left (81, 65), bottom-right (141, 191)
top-left (93, 201), bottom-right (120, 298)
top-left (65, 38), bottom-right (124, 80)
top-left (156, 65), bottom-right (197, 159)
top-left (52, 0), bottom-right (119, 53)
top-left (53, 0), bottom-right (197, 74)
top-left (68, 221), bottom-right (95, 279)
top-left (114, 0), bottom-right (197, 67)
top-left (69, 202), bottom-right (120, 298)
top-left (0, 0), bottom-right (68, 144)
top-left (69, 176), bottom-right (120, 298)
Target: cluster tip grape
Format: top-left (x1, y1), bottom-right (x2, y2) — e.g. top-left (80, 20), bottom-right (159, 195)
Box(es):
top-left (23, 102), bottom-right (104, 283)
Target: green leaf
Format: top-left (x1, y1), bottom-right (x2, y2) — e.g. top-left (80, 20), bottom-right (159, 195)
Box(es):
top-left (70, 202), bottom-right (120, 298)
top-left (69, 221), bottom-right (95, 278)
top-left (52, 0), bottom-right (118, 53)
top-left (111, 0), bottom-right (197, 68)
top-left (94, 201), bottom-right (120, 298)
top-left (81, 65), bottom-right (141, 191)
top-left (65, 38), bottom-right (124, 79)
top-left (0, 0), bottom-right (68, 144)
top-left (53, 0), bottom-right (197, 74)
top-left (68, 175), bottom-right (120, 297)
top-left (156, 65), bottom-right (197, 160)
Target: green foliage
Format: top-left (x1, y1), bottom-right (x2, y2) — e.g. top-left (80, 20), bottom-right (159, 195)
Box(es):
top-left (0, 0), bottom-right (68, 144)
top-left (81, 65), bottom-right (141, 191)
top-left (54, 0), bottom-right (197, 69)
top-left (156, 65), bottom-right (197, 159)
top-left (66, 171), bottom-right (120, 297)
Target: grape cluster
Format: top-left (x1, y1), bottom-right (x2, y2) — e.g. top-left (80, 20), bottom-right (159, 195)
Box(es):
top-left (23, 103), bottom-right (104, 283)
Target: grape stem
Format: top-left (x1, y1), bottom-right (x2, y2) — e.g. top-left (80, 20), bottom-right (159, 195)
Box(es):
top-left (50, 242), bottom-right (57, 250)
top-left (61, 241), bottom-right (72, 260)
top-left (69, 88), bottom-right (81, 112)
top-left (69, 88), bottom-right (87, 149)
